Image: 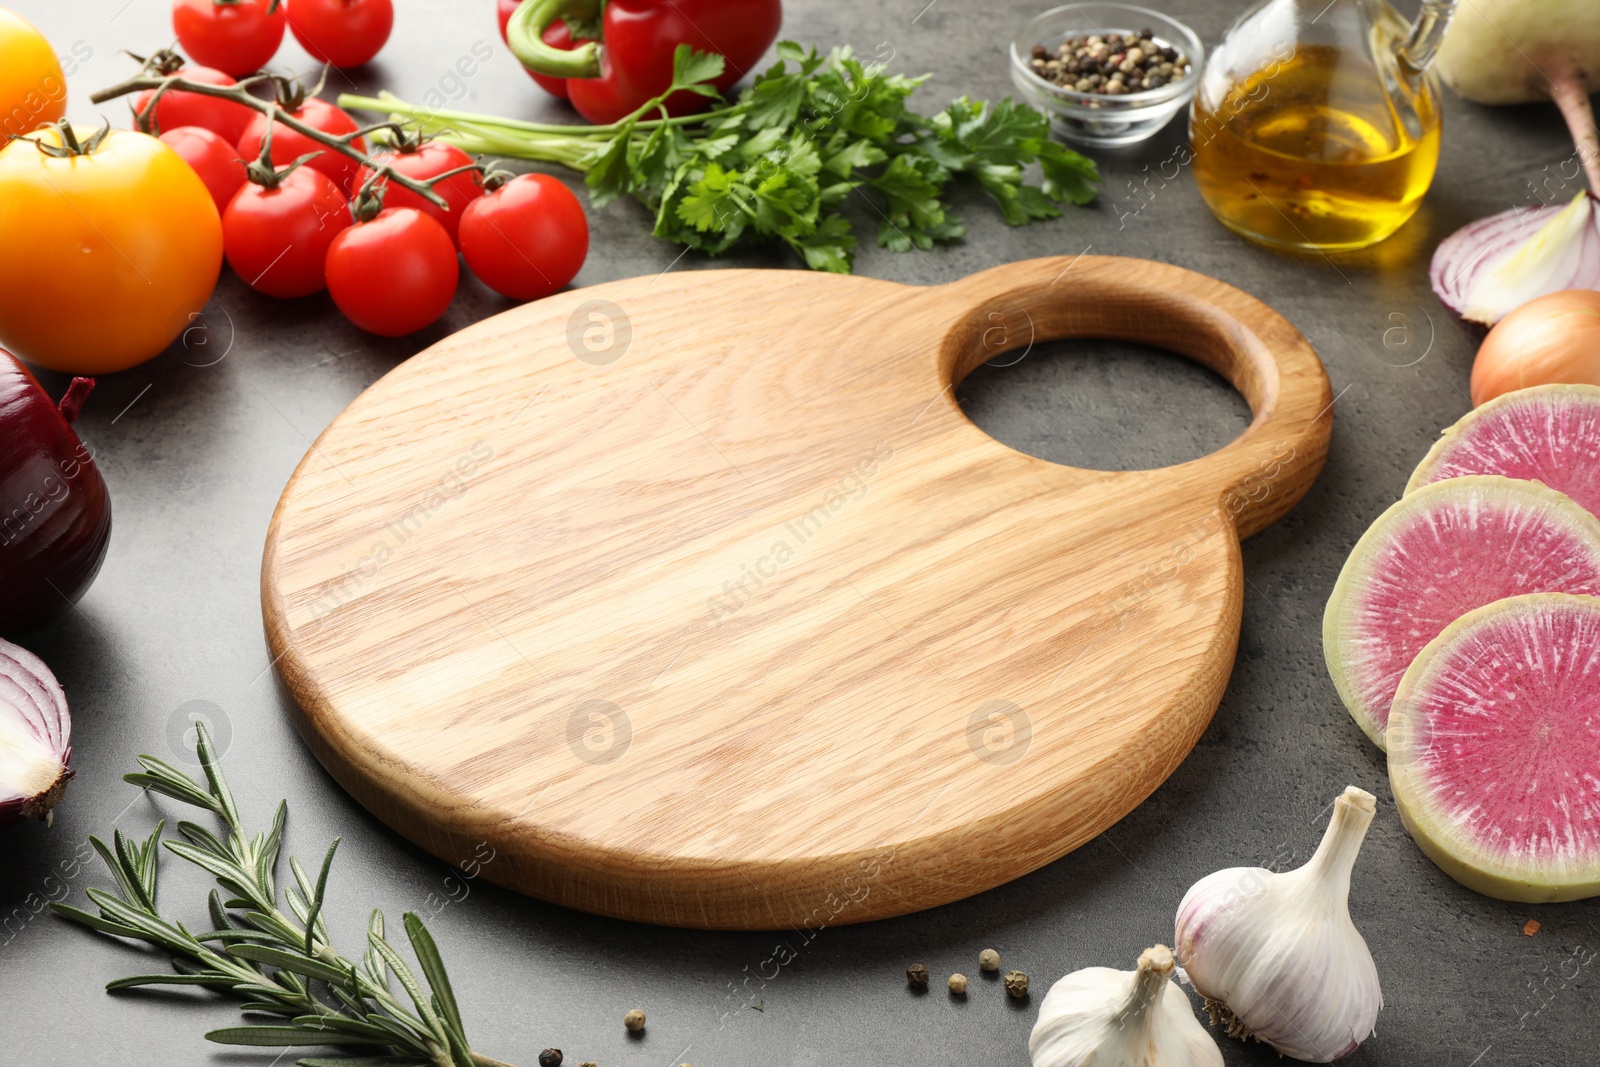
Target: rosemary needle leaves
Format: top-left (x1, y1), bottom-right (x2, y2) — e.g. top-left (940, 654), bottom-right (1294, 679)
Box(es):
top-left (51, 723), bottom-right (517, 1067)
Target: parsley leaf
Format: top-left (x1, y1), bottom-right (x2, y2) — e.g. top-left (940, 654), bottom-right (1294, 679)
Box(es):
top-left (349, 42), bottom-right (1100, 273)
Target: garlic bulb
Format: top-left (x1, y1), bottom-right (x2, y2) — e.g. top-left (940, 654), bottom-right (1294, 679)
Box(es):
top-left (1028, 945), bottom-right (1222, 1067)
top-left (1174, 786), bottom-right (1381, 1062)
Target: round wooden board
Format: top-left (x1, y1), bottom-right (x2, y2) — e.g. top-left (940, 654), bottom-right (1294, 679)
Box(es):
top-left (262, 256), bottom-right (1331, 929)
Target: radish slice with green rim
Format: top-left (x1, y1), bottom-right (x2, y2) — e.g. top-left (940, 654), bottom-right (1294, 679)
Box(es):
top-left (1407, 384), bottom-right (1600, 521)
top-left (1389, 593), bottom-right (1600, 902)
top-left (1324, 476), bottom-right (1600, 749)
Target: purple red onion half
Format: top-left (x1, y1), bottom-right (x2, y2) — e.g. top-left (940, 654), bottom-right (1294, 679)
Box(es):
top-left (0, 636), bottom-right (72, 826)
top-left (1431, 192), bottom-right (1600, 329)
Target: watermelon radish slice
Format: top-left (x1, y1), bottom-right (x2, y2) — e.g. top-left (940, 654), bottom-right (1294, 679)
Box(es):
top-left (1408, 385), bottom-right (1600, 521)
top-left (1324, 476), bottom-right (1600, 749)
top-left (1389, 593), bottom-right (1600, 902)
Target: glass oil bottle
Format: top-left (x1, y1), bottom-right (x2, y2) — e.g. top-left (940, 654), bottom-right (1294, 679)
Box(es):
top-left (1189, 0), bottom-right (1457, 251)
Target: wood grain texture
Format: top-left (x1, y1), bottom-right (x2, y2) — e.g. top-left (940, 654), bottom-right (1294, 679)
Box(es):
top-left (261, 256), bottom-right (1331, 929)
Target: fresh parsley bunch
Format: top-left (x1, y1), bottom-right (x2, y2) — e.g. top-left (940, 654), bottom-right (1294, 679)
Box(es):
top-left (342, 42), bottom-right (1100, 273)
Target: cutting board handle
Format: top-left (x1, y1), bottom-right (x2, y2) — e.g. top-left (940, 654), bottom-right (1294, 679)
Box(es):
top-left (935, 255), bottom-right (1332, 538)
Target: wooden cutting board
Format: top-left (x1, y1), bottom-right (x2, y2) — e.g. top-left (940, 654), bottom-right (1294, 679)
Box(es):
top-left (262, 256), bottom-right (1331, 929)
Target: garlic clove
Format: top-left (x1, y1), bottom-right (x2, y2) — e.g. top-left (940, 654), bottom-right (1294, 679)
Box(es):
top-left (1028, 944), bottom-right (1223, 1067)
top-left (1174, 786), bottom-right (1382, 1063)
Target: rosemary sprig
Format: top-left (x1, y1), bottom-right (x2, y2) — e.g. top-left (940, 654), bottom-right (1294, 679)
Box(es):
top-left (52, 723), bottom-right (517, 1067)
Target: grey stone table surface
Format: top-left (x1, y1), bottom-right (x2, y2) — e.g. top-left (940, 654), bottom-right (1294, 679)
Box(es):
top-left (2, 1), bottom-right (1591, 1065)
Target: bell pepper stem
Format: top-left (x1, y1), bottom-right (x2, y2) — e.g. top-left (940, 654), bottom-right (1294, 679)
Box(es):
top-left (507, 0), bottom-right (603, 79)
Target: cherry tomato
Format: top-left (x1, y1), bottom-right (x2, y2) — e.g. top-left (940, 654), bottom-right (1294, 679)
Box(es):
top-left (496, 0), bottom-right (578, 99)
top-left (0, 8), bottom-right (65, 144)
top-left (172, 0), bottom-right (286, 77)
top-left (237, 97), bottom-right (365, 192)
top-left (458, 173), bottom-right (587, 301)
top-left (356, 141), bottom-right (480, 247)
top-left (0, 125), bottom-right (223, 374)
top-left (160, 126), bottom-right (246, 214)
top-left (223, 166), bottom-right (351, 297)
top-left (132, 65), bottom-right (254, 143)
top-left (325, 208), bottom-right (458, 336)
top-left (285, 0), bottom-right (393, 68)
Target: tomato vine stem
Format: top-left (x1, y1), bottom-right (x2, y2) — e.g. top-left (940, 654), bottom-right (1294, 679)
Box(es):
top-left (91, 54), bottom-right (462, 210)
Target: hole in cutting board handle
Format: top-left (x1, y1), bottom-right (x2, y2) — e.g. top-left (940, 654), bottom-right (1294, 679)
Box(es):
top-left (956, 337), bottom-right (1253, 472)
top-left (932, 256), bottom-right (1331, 539)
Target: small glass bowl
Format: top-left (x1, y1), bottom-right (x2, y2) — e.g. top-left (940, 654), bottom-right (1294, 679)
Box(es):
top-left (1010, 3), bottom-right (1203, 148)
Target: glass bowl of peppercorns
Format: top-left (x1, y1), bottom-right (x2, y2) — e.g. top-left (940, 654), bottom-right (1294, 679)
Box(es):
top-left (1010, 2), bottom-right (1203, 147)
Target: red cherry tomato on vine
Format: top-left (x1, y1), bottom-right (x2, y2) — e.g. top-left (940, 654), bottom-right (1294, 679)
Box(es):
top-left (160, 126), bottom-right (246, 214)
top-left (223, 166), bottom-right (352, 297)
top-left (496, 0), bottom-right (578, 99)
top-left (325, 208), bottom-right (459, 336)
top-left (356, 141), bottom-right (480, 246)
top-left (132, 66), bottom-right (254, 142)
top-left (459, 173), bottom-right (588, 301)
top-left (172, 0), bottom-right (286, 77)
top-left (285, 0), bottom-right (393, 68)
top-left (237, 98), bottom-right (365, 192)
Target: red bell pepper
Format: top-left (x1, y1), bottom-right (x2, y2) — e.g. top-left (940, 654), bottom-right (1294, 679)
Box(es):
top-left (506, 0), bottom-right (782, 125)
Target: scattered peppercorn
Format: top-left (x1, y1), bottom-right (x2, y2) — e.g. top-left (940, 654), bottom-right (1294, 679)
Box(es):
top-left (1027, 30), bottom-right (1189, 95)
top-left (906, 962), bottom-right (930, 991)
top-left (1004, 970), bottom-right (1030, 999)
top-left (979, 948), bottom-right (1001, 973)
top-left (948, 972), bottom-right (969, 995)
top-left (624, 1008), bottom-right (646, 1032)
top-left (579, 1063), bottom-right (598, 1067)
top-left (538, 1051), bottom-right (563, 1067)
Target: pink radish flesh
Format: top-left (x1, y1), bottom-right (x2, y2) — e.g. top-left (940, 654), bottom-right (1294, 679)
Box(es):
top-left (1390, 595), bottom-right (1600, 900)
top-left (1409, 387), bottom-right (1600, 521)
top-left (1325, 478), bottom-right (1600, 745)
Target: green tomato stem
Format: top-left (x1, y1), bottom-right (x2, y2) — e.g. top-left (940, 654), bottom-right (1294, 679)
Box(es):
top-left (89, 70), bottom-right (453, 209)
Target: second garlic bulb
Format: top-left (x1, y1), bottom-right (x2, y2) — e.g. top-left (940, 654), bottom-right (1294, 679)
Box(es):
top-left (1028, 945), bottom-right (1222, 1067)
top-left (1174, 786), bottom-right (1383, 1062)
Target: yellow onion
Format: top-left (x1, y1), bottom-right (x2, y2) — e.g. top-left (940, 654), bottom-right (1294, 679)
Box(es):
top-left (1471, 289), bottom-right (1600, 405)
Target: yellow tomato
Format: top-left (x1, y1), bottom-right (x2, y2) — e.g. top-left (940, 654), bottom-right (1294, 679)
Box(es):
top-left (0, 8), bottom-right (65, 143)
top-left (0, 125), bottom-right (223, 374)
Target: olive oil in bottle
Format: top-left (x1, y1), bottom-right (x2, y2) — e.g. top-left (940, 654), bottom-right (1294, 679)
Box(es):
top-left (1189, 2), bottom-right (1449, 252)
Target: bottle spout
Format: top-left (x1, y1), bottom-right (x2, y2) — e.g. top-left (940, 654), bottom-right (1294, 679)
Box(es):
top-left (1398, 0), bottom-right (1459, 73)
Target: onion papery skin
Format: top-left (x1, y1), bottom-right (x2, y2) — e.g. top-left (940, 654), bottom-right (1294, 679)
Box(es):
top-left (1471, 290), bottom-right (1600, 405)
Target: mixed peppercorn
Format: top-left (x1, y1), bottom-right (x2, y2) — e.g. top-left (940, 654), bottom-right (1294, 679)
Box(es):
top-left (1029, 30), bottom-right (1190, 95)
